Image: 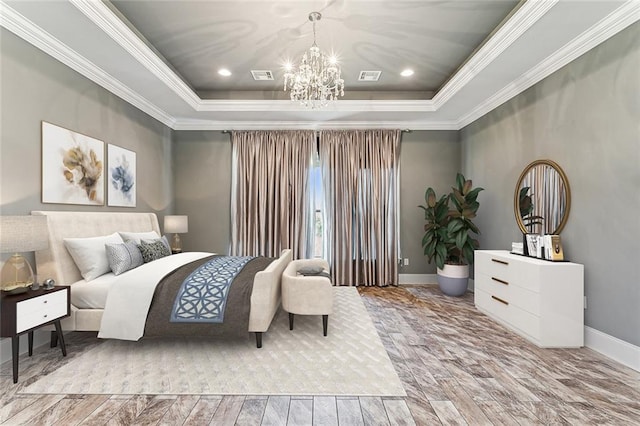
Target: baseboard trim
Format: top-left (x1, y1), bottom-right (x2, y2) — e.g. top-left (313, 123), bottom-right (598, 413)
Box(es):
top-left (584, 326), bottom-right (640, 372)
top-left (399, 274), bottom-right (476, 291)
top-left (398, 274), bottom-right (437, 285)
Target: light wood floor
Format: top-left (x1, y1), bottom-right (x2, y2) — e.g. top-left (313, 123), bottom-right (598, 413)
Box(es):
top-left (1, 285), bottom-right (639, 425)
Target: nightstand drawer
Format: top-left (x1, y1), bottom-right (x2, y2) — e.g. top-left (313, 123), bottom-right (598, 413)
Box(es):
top-left (16, 290), bottom-right (67, 333)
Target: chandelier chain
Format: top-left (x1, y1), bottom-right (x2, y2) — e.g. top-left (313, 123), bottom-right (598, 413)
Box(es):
top-left (312, 18), bottom-right (317, 46)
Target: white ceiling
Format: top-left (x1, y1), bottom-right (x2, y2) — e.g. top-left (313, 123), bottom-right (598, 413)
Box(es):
top-left (1, 0), bottom-right (638, 130)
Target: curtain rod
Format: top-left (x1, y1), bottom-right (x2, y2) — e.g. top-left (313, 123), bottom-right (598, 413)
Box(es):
top-left (221, 129), bottom-right (412, 133)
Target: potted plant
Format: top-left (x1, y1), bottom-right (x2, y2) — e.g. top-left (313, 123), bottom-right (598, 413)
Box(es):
top-left (418, 173), bottom-right (483, 296)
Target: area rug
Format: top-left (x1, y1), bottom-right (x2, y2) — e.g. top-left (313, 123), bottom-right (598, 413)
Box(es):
top-left (21, 287), bottom-right (405, 396)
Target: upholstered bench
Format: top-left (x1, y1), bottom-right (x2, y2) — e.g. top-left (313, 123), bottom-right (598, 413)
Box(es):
top-left (282, 259), bottom-right (333, 336)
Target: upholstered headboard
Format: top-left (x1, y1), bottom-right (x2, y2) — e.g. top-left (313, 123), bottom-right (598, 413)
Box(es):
top-left (32, 211), bottom-right (161, 286)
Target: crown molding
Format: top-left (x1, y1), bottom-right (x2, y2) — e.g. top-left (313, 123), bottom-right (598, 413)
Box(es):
top-left (0, 2), bottom-right (176, 128)
top-left (3, 0), bottom-right (636, 131)
top-left (67, 0), bottom-right (553, 117)
top-left (456, 0), bottom-right (640, 129)
top-left (432, 0), bottom-right (558, 109)
top-left (196, 99), bottom-right (436, 112)
top-left (69, 0), bottom-right (201, 110)
top-left (172, 119), bottom-right (459, 131)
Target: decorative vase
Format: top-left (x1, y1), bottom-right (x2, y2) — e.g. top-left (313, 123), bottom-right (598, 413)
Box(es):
top-left (436, 264), bottom-right (469, 297)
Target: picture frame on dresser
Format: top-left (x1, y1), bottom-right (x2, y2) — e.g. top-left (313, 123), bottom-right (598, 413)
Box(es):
top-left (525, 234), bottom-right (538, 257)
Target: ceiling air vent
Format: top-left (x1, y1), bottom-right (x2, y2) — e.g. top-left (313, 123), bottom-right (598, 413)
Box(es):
top-left (250, 70), bottom-right (274, 81)
top-left (358, 70), bottom-right (381, 82)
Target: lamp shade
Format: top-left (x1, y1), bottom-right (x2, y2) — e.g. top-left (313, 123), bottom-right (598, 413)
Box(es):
top-left (164, 215), bottom-right (188, 234)
top-left (0, 215), bottom-right (49, 253)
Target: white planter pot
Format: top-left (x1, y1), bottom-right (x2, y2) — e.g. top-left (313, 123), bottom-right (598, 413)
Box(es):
top-left (436, 264), bottom-right (469, 297)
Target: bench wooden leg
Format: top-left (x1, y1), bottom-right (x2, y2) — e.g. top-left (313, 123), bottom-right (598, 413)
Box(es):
top-left (289, 313), bottom-right (294, 330)
top-left (322, 315), bottom-right (329, 336)
top-left (255, 332), bottom-right (262, 348)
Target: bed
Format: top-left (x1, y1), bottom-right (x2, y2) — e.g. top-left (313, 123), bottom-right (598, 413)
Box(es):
top-left (32, 211), bottom-right (292, 347)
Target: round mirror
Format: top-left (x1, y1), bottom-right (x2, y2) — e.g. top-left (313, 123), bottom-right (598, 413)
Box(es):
top-left (514, 159), bottom-right (571, 235)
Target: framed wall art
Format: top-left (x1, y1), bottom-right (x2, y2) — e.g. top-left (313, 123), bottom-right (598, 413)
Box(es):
top-left (42, 121), bottom-right (105, 205)
top-left (107, 144), bottom-right (136, 207)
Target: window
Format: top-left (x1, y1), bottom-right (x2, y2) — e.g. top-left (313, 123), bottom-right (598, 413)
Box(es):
top-left (310, 153), bottom-right (324, 258)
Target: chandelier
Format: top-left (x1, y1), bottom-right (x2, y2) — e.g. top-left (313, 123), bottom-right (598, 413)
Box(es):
top-left (284, 12), bottom-right (345, 108)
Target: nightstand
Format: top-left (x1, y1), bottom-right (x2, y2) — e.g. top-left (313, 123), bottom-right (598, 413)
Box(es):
top-left (1, 286), bottom-right (70, 383)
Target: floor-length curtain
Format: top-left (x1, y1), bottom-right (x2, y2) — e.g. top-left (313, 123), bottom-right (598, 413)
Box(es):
top-left (231, 130), bottom-right (315, 258)
top-left (319, 129), bottom-right (400, 286)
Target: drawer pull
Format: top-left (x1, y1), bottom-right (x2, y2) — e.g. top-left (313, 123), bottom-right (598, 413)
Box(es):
top-left (491, 258), bottom-right (509, 265)
top-left (44, 300), bottom-right (48, 304)
top-left (43, 314), bottom-right (48, 318)
top-left (491, 295), bottom-right (509, 305)
top-left (491, 277), bottom-right (509, 285)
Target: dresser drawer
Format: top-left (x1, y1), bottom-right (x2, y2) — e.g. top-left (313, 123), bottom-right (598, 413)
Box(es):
top-left (475, 251), bottom-right (541, 292)
top-left (475, 273), bottom-right (540, 316)
top-left (475, 273), bottom-right (510, 300)
top-left (475, 287), bottom-right (509, 322)
top-left (16, 290), bottom-right (68, 333)
top-left (509, 304), bottom-right (540, 342)
top-left (475, 288), bottom-right (540, 342)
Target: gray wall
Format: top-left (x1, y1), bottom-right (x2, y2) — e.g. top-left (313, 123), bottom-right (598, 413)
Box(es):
top-left (399, 131), bottom-right (460, 274)
top-left (173, 129), bottom-right (460, 276)
top-left (0, 28), bottom-right (174, 359)
top-left (173, 131), bottom-right (232, 254)
top-left (0, 29), bottom-right (174, 220)
top-left (461, 23), bottom-right (640, 346)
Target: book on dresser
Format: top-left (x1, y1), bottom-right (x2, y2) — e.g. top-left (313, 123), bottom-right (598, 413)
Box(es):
top-left (474, 250), bottom-right (584, 348)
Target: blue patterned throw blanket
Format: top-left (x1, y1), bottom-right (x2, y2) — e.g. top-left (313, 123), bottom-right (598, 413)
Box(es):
top-left (170, 256), bottom-right (254, 323)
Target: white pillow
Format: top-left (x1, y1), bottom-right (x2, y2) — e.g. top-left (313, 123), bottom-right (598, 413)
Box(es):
top-left (64, 232), bottom-right (124, 281)
top-left (118, 231), bottom-right (160, 244)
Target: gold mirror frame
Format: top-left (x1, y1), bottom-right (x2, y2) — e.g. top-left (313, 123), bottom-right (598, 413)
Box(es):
top-left (514, 159), bottom-right (571, 235)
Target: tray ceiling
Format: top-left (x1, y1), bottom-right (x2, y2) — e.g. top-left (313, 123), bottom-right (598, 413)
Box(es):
top-left (1, 0), bottom-right (638, 130)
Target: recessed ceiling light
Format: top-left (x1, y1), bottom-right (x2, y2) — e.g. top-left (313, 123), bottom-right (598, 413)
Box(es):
top-left (218, 68), bottom-right (232, 77)
top-left (400, 69), bottom-right (414, 77)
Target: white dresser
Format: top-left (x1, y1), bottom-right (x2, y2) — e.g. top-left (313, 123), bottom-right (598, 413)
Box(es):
top-left (474, 250), bottom-right (584, 347)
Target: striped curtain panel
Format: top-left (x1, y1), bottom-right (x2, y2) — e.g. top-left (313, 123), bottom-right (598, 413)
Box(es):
top-left (230, 130), bottom-right (316, 258)
top-left (319, 129), bottom-right (401, 286)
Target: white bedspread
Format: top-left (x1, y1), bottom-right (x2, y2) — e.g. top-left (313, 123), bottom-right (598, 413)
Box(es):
top-left (98, 252), bottom-right (212, 340)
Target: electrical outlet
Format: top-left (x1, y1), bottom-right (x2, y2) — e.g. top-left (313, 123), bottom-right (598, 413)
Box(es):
top-left (584, 296), bottom-right (587, 309)
top-left (404, 258), bottom-right (409, 266)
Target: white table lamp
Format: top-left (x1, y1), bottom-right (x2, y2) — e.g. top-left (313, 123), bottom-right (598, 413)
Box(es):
top-left (164, 215), bottom-right (188, 253)
top-left (0, 216), bottom-right (49, 293)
